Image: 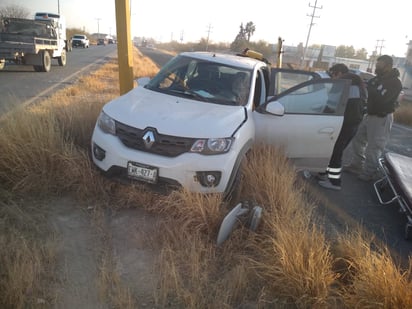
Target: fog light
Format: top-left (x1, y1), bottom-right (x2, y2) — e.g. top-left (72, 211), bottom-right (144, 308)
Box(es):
top-left (93, 143), bottom-right (106, 161)
top-left (196, 171), bottom-right (221, 187)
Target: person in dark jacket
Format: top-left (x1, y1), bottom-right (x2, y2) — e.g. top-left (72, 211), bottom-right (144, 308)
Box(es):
top-left (345, 55), bottom-right (403, 181)
top-left (318, 63), bottom-right (367, 190)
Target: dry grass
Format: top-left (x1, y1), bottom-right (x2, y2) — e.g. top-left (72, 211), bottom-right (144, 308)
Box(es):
top-left (394, 100), bottom-right (412, 126)
top-left (0, 47), bottom-right (411, 308)
top-left (334, 231), bottom-right (412, 308)
top-left (0, 197), bottom-right (57, 308)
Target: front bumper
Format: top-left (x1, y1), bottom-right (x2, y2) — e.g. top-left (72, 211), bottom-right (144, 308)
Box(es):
top-left (91, 125), bottom-right (239, 194)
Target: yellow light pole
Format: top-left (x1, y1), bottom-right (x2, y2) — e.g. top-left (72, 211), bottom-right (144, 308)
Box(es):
top-left (115, 0), bottom-right (134, 95)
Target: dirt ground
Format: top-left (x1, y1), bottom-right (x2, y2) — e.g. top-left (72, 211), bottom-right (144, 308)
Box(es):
top-left (41, 123), bottom-right (412, 308)
top-left (48, 196), bottom-right (161, 308)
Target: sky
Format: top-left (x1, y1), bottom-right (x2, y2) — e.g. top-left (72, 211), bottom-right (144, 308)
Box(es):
top-left (4, 0), bottom-right (412, 57)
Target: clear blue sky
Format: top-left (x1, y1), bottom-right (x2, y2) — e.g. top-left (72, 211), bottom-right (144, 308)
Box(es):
top-left (4, 0), bottom-right (411, 57)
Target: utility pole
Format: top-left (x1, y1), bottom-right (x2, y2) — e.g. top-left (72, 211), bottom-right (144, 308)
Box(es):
top-left (401, 37), bottom-right (409, 84)
top-left (115, 0), bottom-right (134, 94)
top-left (180, 30), bottom-right (184, 44)
top-left (370, 39), bottom-right (385, 72)
top-left (57, 0), bottom-right (60, 15)
top-left (96, 18), bottom-right (101, 38)
top-left (205, 23), bottom-right (212, 51)
top-left (301, 0), bottom-right (322, 68)
top-left (376, 39), bottom-right (385, 56)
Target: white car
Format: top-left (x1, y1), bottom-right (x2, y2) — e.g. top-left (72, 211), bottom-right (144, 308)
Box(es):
top-left (71, 34), bottom-right (89, 48)
top-left (91, 51), bottom-right (350, 197)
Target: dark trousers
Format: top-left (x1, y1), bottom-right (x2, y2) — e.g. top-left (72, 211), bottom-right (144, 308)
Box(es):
top-left (327, 120), bottom-right (360, 185)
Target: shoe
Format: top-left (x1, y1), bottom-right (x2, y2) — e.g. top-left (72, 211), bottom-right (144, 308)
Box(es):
top-left (343, 164), bottom-right (361, 175)
top-left (318, 179), bottom-right (341, 191)
top-left (315, 172), bottom-right (328, 181)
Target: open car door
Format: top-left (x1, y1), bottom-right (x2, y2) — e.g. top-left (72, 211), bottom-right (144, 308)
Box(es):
top-left (253, 68), bottom-right (350, 172)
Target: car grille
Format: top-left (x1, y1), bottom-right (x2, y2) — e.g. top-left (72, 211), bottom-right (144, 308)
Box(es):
top-left (116, 121), bottom-right (197, 157)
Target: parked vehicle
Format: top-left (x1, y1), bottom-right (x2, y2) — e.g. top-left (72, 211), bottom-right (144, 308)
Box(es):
top-left (91, 51), bottom-right (350, 197)
top-left (71, 34), bottom-right (89, 48)
top-left (97, 38), bottom-right (107, 45)
top-left (0, 12), bottom-right (67, 72)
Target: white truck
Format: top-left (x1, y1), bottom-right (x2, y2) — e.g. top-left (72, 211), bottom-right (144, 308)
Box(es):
top-left (0, 12), bottom-right (67, 72)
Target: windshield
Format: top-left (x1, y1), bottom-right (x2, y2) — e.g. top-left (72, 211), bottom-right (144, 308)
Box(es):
top-left (3, 19), bottom-right (55, 38)
top-left (145, 55), bottom-right (252, 106)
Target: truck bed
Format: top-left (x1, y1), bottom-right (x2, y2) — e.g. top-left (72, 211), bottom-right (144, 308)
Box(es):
top-left (0, 33), bottom-right (58, 59)
top-left (0, 17), bottom-right (59, 60)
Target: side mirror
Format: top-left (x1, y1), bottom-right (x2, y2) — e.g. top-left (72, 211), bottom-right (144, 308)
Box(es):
top-left (265, 101), bottom-right (285, 116)
top-left (137, 77), bottom-right (150, 87)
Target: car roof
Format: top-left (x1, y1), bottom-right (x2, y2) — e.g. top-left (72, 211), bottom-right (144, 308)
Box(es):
top-left (179, 51), bottom-right (268, 70)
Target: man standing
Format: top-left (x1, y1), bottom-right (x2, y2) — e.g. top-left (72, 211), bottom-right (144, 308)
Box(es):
top-left (345, 55), bottom-right (403, 181)
top-left (318, 64), bottom-right (367, 190)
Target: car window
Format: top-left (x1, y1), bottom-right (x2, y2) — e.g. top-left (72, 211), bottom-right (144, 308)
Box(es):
top-left (275, 80), bottom-right (349, 115)
top-left (277, 72), bottom-right (315, 92)
top-left (270, 69), bottom-right (321, 96)
top-left (145, 55), bottom-right (252, 106)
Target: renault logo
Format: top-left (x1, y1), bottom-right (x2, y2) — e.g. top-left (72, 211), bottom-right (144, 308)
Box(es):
top-left (142, 130), bottom-right (155, 149)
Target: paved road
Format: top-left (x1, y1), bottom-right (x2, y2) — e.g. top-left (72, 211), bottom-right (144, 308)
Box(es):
top-left (308, 127), bottom-right (412, 265)
top-left (0, 44), bottom-right (117, 114)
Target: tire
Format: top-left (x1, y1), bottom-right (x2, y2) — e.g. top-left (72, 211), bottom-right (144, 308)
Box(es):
top-left (405, 223), bottom-right (412, 240)
top-left (223, 160), bottom-right (243, 202)
top-left (58, 50), bottom-right (66, 66)
top-left (41, 50), bottom-right (51, 72)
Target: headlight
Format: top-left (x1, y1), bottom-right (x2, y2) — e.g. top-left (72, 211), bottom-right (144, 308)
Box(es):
top-left (97, 111), bottom-right (116, 135)
top-left (190, 138), bottom-right (233, 154)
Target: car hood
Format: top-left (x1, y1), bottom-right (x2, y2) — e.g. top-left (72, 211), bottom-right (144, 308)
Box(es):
top-left (103, 86), bottom-right (246, 138)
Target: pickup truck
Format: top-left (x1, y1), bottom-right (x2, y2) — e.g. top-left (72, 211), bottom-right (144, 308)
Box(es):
top-left (0, 14), bottom-right (67, 72)
top-left (71, 34), bottom-right (89, 48)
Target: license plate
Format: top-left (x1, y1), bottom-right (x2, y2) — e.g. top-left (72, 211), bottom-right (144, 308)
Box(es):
top-left (127, 162), bottom-right (158, 183)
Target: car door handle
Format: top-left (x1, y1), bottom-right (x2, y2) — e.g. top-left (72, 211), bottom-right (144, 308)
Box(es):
top-left (319, 127), bottom-right (335, 134)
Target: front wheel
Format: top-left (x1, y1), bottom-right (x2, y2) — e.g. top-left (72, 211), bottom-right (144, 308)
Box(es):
top-left (405, 223), bottom-right (412, 240)
top-left (41, 50), bottom-right (51, 72)
top-left (223, 159), bottom-right (244, 202)
top-left (58, 50), bottom-right (66, 66)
